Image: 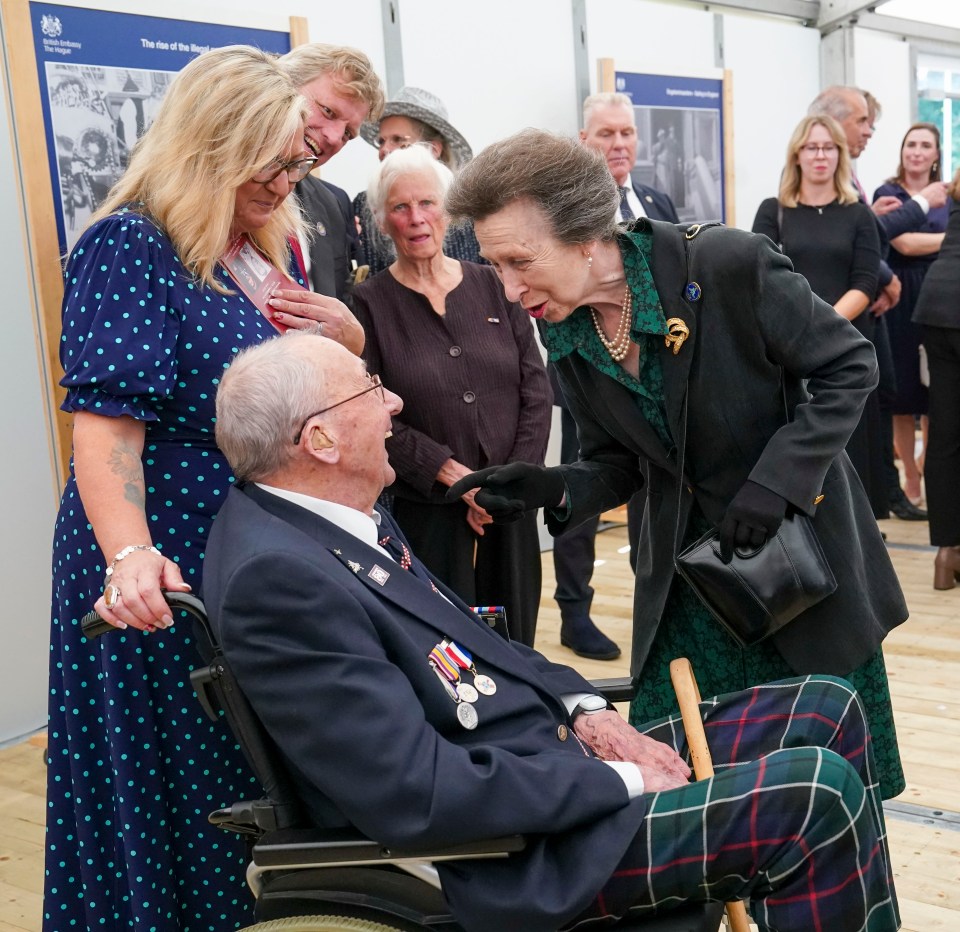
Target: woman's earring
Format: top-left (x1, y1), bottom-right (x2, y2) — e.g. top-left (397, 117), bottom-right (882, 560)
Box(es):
top-left (586, 254), bottom-right (593, 270)
top-left (933, 161), bottom-right (940, 173)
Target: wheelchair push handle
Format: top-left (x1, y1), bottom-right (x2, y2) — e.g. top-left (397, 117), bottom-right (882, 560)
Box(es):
top-left (81, 591), bottom-right (208, 640)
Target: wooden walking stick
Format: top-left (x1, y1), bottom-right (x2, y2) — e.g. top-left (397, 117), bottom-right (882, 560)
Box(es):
top-left (670, 657), bottom-right (752, 932)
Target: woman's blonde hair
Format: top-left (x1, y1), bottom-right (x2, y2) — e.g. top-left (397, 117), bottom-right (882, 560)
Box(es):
top-left (92, 45), bottom-right (307, 291)
top-left (778, 114), bottom-right (858, 208)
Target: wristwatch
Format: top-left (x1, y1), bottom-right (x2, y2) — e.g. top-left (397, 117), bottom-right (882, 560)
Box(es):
top-left (573, 695), bottom-right (609, 718)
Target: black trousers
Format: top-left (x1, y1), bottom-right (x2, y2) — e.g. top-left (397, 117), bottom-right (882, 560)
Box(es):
top-left (552, 407), bottom-right (599, 617)
top-left (922, 325), bottom-right (960, 545)
top-left (393, 497), bottom-right (542, 647)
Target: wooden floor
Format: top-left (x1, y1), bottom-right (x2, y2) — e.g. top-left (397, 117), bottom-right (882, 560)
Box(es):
top-left (1, 514), bottom-right (957, 931)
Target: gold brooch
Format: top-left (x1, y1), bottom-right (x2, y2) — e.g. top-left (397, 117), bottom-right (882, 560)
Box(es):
top-left (664, 318), bottom-right (689, 355)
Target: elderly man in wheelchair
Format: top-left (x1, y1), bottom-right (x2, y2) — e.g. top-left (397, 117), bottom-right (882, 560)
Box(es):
top-left (192, 332), bottom-right (899, 932)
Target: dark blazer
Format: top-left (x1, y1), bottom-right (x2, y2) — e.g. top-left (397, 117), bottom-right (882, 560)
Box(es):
top-left (913, 198), bottom-right (960, 329)
top-left (877, 195), bottom-right (927, 240)
top-left (632, 181), bottom-right (680, 222)
top-left (295, 175), bottom-right (355, 301)
top-left (548, 219), bottom-right (908, 677)
top-left (203, 483), bottom-right (648, 932)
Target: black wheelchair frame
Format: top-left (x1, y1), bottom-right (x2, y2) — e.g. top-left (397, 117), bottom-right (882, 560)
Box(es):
top-left (84, 592), bottom-right (725, 931)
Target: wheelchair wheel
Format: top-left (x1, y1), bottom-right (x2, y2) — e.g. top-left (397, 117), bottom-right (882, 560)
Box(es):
top-left (240, 917), bottom-right (422, 932)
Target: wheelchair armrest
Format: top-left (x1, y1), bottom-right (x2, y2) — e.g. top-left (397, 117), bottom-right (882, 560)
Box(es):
top-left (210, 798), bottom-right (302, 836)
top-left (591, 676), bottom-right (634, 704)
top-left (252, 825), bottom-right (526, 869)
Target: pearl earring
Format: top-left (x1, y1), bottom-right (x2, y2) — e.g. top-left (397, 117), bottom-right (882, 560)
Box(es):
top-left (586, 254), bottom-right (593, 269)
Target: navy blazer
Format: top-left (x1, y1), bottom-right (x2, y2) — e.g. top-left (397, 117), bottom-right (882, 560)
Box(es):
top-left (203, 483), bottom-right (649, 932)
top-left (631, 181), bottom-right (679, 223)
top-left (295, 175), bottom-right (356, 301)
top-left (548, 220), bottom-right (907, 677)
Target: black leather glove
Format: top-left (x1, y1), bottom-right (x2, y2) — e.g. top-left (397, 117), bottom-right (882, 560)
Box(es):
top-left (446, 463), bottom-right (566, 523)
top-left (718, 480), bottom-right (788, 564)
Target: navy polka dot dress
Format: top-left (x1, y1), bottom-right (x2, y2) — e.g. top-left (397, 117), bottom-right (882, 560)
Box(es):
top-left (46, 209), bottom-right (297, 930)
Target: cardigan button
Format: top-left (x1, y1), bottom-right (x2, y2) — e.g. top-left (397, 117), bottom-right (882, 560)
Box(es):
top-left (449, 345), bottom-right (462, 357)
top-left (462, 391), bottom-right (476, 403)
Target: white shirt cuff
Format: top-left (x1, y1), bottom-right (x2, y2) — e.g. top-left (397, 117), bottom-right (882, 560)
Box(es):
top-left (603, 760), bottom-right (646, 798)
top-left (912, 193), bottom-right (930, 214)
top-left (561, 692), bottom-right (594, 716)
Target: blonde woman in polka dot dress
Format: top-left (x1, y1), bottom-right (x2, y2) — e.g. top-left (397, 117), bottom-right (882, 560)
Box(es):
top-left (45, 46), bottom-right (357, 930)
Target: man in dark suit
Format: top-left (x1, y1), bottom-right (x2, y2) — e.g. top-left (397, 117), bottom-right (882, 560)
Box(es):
top-left (203, 332), bottom-right (899, 932)
top-left (277, 45), bottom-right (383, 306)
top-left (547, 93), bottom-right (682, 662)
top-left (579, 92), bottom-right (680, 226)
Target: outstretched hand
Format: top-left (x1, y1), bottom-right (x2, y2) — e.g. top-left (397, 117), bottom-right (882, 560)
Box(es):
top-left (446, 463), bottom-right (566, 523)
top-left (573, 710), bottom-right (691, 793)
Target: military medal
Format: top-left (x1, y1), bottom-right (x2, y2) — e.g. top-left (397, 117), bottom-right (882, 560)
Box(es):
top-left (456, 702), bottom-right (478, 730)
top-left (474, 674), bottom-right (497, 696)
top-left (441, 639), bottom-right (497, 696)
top-left (456, 682), bottom-right (479, 703)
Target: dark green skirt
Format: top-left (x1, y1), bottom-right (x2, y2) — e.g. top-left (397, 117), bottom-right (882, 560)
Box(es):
top-left (628, 574), bottom-right (905, 800)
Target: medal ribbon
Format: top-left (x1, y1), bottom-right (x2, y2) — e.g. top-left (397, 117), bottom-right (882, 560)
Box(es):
top-left (429, 646), bottom-right (460, 682)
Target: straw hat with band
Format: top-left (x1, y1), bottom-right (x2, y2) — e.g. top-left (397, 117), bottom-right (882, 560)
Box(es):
top-left (360, 86), bottom-right (473, 169)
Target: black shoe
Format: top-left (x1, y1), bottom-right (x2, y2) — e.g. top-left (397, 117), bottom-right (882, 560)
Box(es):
top-left (888, 489), bottom-right (928, 521)
top-left (560, 614), bottom-right (621, 661)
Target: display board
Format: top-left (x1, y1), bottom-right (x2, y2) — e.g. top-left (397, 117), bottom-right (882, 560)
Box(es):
top-left (598, 59), bottom-right (735, 226)
top-left (0, 0), bottom-right (303, 485)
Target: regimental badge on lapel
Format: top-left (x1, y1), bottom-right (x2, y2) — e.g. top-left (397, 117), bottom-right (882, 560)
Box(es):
top-left (368, 564), bottom-right (390, 586)
top-left (347, 560), bottom-right (363, 574)
top-left (664, 318), bottom-right (690, 355)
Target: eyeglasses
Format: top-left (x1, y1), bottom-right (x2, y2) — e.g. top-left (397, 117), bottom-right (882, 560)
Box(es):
top-left (800, 143), bottom-right (838, 156)
top-left (375, 133), bottom-right (418, 150)
top-left (293, 374), bottom-right (386, 444)
top-left (252, 154), bottom-right (318, 185)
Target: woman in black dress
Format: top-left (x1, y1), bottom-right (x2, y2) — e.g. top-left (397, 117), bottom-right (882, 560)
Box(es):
top-left (873, 123), bottom-right (948, 508)
top-left (753, 114), bottom-right (882, 515)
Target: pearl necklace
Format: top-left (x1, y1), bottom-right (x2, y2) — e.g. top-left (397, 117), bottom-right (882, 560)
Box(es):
top-left (590, 284), bottom-right (633, 362)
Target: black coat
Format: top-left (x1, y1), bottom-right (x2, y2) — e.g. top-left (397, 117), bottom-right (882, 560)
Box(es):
top-left (548, 220), bottom-right (908, 677)
top-left (913, 198), bottom-right (960, 329)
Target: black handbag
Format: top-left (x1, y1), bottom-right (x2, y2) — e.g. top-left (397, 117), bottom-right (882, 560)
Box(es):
top-left (675, 513), bottom-right (837, 647)
top-left (671, 224), bottom-right (836, 647)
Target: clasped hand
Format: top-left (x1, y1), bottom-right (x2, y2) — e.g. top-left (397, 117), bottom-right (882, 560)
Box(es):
top-left (573, 710), bottom-right (691, 793)
top-left (446, 463), bottom-right (565, 523)
top-left (718, 480), bottom-right (788, 564)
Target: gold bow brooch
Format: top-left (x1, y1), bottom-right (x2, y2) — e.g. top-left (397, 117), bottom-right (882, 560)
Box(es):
top-left (664, 318), bottom-right (689, 355)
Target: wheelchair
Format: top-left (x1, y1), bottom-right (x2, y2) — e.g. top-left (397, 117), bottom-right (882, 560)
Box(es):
top-left (86, 593), bottom-right (726, 931)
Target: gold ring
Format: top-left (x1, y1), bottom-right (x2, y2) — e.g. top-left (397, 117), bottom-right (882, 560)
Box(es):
top-left (103, 583), bottom-right (121, 609)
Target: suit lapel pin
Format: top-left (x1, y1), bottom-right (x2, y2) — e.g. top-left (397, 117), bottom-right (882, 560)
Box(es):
top-left (645, 195), bottom-right (653, 203)
top-left (664, 318), bottom-right (690, 355)
top-left (368, 564), bottom-right (391, 586)
top-left (684, 281), bottom-right (702, 302)
top-left (315, 221), bottom-right (327, 237)
top-left (347, 560), bottom-right (363, 574)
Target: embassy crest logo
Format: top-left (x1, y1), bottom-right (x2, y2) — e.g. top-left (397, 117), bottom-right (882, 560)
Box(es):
top-left (40, 14), bottom-right (63, 38)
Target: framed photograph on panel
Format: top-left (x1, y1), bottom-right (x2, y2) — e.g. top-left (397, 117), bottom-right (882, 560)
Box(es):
top-left (598, 60), bottom-right (735, 227)
top-left (0, 0), bottom-right (304, 483)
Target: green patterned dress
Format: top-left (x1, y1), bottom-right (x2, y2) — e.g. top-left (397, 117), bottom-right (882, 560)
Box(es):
top-left (543, 229), bottom-right (905, 799)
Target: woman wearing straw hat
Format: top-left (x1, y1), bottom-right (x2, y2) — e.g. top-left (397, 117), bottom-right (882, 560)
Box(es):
top-left (353, 86), bottom-right (485, 275)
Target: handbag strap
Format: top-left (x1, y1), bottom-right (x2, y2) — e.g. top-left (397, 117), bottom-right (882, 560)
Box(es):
top-left (670, 221), bottom-right (720, 559)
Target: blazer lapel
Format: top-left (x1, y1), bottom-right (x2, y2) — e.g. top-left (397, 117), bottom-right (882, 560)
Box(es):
top-left (648, 220), bottom-right (697, 448)
top-left (240, 485), bottom-right (540, 682)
